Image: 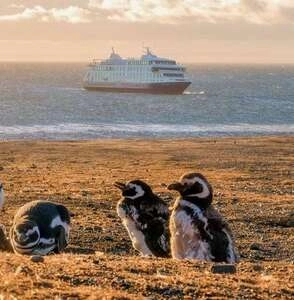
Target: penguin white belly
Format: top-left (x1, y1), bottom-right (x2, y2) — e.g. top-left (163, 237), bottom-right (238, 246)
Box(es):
top-left (117, 205), bottom-right (152, 256)
top-left (170, 209), bottom-right (213, 261)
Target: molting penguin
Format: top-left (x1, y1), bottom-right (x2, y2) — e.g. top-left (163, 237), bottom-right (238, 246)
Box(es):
top-left (0, 182), bottom-right (5, 210)
top-left (115, 180), bottom-right (170, 257)
top-left (168, 172), bottom-right (239, 263)
top-left (10, 200), bottom-right (70, 256)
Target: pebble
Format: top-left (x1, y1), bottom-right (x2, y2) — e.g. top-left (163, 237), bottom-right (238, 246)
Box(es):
top-left (95, 251), bottom-right (105, 257)
top-left (211, 264), bottom-right (237, 274)
top-left (231, 197), bottom-right (239, 204)
top-left (31, 255), bottom-right (44, 263)
top-left (252, 264), bottom-right (263, 272)
top-left (250, 243), bottom-right (262, 250)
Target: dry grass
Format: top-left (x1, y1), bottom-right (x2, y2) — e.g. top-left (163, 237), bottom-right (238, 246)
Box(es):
top-left (0, 136), bottom-right (293, 299)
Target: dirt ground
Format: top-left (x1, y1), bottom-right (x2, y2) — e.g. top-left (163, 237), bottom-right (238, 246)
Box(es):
top-left (0, 136), bottom-right (293, 299)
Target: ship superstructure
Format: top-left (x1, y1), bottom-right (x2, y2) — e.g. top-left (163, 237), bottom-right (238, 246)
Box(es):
top-left (83, 48), bottom-right (191, 94)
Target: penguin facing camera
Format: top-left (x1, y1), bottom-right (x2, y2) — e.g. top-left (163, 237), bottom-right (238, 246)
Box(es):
top-left (168, 172), bottom-right (239, 263)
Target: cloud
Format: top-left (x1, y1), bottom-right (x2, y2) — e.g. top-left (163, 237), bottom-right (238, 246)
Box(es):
top-left (0, 5), bottom-right (92, 23)
top-left (88, 0), bottom-right (294, 24)
top-left (1, 1), bottom-right (294, 24)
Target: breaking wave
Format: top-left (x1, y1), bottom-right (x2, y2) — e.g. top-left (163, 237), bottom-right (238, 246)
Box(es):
top-left (0, 123), bottom-right (293, 140)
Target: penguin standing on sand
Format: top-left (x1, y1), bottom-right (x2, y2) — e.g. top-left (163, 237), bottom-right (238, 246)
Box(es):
top-left (0, 182), bottom-right (5, 210)
top-left (115, 180), bottom-right (170, 257)
top-left (0, 182), bottom-right (11, 251)
top-left (168, 172), bottom-right (239, 263)
top-left (10, 200), bottom-right (70, 255)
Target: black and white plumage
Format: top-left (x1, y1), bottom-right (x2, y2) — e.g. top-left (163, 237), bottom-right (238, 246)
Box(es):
top-left (0, 182), bottom-right (5, 210)
top-left (168, 172), bottom-right (239, 263)
top-left (115, 180), bottom-right (170, 257)
top-left (10, 200), bottom-right (70, 256)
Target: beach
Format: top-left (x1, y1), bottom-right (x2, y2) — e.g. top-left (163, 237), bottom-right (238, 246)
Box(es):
top-left (0, 136), bottom-right (293, 299)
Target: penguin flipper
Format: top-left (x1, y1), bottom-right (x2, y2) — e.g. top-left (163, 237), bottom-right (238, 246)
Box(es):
top-left (205, 206), bottom-right (239, 263)
top-left (143, 219), bottom-right (170, 257)
top-left (54, 225), bottom-right (68, 253)
top-left (56, 204), bottom-right (71, 224)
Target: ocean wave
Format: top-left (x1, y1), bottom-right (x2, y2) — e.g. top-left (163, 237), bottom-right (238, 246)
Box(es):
top-left (183, 91), bottom-right (205, 95)
top-left (0, 123), bottom-right (294, 139)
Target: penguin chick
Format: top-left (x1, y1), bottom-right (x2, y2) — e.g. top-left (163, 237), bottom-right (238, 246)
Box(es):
top-left (115, 180), bottom-right (170, 257)
top-left (10, 200), bottom-right (70, 256)
top-left (168, 172), bottom-right (239, 263)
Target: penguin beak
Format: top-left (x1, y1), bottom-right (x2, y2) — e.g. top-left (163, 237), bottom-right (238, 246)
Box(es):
top-left (167, 182), bottom-right (184, 192)
top-left (114, 182), bottom-right (127, 190)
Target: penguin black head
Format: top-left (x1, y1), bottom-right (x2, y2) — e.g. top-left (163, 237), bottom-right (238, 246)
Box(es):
top-left (168, 172), bottom-right (213, 209)
top-left (114, 180), bottom-right (153, 200)
top-left (12, 219), bottom-right (40, 248)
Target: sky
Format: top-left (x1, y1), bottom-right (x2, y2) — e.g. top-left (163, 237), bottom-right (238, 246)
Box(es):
top-left (0, 0), bottom-right (293, 63)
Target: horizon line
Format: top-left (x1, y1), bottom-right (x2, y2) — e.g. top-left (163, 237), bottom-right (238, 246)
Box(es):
top-left (0, 60), bottom-right (294, 65)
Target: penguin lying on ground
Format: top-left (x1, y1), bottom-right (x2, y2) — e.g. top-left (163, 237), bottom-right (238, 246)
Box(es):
top-left (10, 200), bottom-right (71, 255)
top-left (168, 172), bottom-right (239, 263)
top-left (115, 180), bottom-right (170, 257)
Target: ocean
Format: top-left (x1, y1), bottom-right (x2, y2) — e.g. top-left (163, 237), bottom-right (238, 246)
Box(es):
top-left (0, 63), bottom-right (293, 140)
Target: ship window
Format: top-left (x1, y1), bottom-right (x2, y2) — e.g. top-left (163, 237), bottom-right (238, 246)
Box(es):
top-left (152, 67), bottom-right (184, 71)
top-left (163, 73), bottom-right (184, 77)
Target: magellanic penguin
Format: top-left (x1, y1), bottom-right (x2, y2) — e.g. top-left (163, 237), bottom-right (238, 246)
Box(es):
top-left (0, 182), bottom-right (5, 210)
top-left (10, 200), bottom-right (71, 256)
top-left (168, 172), bottom-right (239, 263)
top-left (115, 180), bottom-right (170, 257)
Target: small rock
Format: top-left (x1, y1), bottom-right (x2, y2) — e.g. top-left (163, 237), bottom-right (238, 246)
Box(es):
top-left (252, 264), bottom-right (263, 272)
top-left (15, 265), bottom-right (32, 275)
top-left (160, 183), bottom-right (167, 187)
top-left (31, 255), bottom-right (44, 263)
top-left (250, 243), bottom-right (262, 250)
top-left (95, 251), bottom-right (105, 257)
top-left (211, 264), bottom-right (237, 274)
top-left (0, 166), bottom-right (4, 171)
top-left (15, 266), bottom-right (24, 275)
top-left (231, 197), bottom-right (239, 204)
top-left (81, 190), bottom-right (89, 196)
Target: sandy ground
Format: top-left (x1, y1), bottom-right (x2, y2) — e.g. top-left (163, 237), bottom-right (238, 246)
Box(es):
top-left (0, 136), bottom-right (293, 299)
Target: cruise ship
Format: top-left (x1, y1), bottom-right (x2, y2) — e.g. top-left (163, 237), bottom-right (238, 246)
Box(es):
top-left (83, 48), bottom-right (191, 94)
